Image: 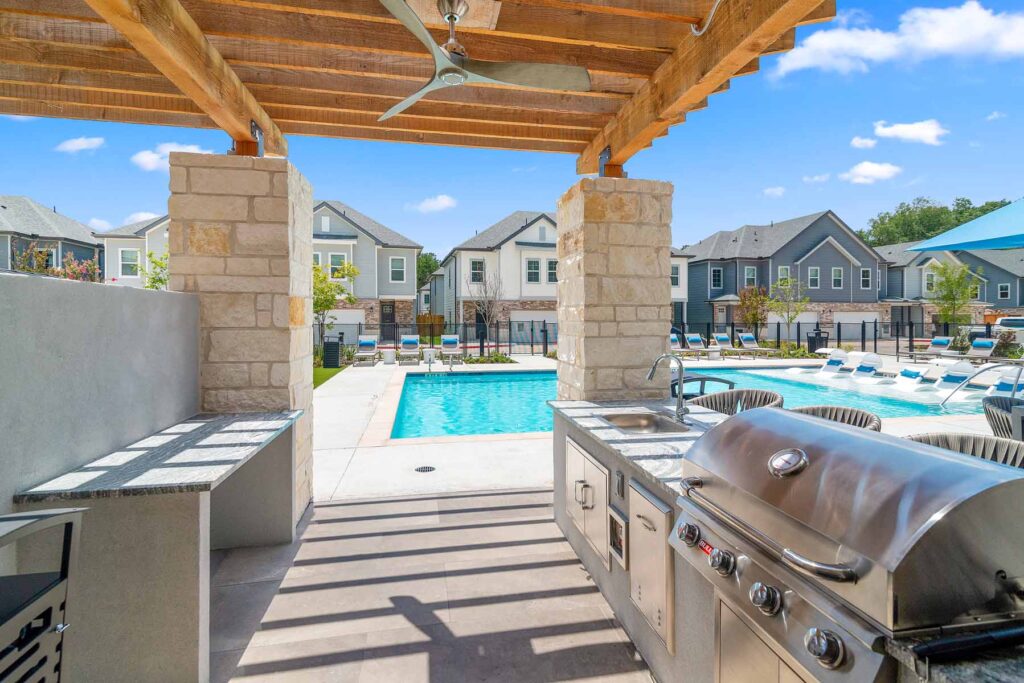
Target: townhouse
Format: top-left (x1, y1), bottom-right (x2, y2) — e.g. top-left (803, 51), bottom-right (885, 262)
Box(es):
top-left (0, 196), bottom-right (100, 272)
top-left (94, 214), bottom-right (169, 286)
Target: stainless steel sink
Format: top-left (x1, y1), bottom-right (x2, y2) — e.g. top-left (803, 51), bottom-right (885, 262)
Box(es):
top-left (601, 413), bottom-right (690, 434)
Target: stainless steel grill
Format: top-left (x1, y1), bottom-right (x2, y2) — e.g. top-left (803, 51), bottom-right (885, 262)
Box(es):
top-left (669, 408), bottom-right (1024, 680)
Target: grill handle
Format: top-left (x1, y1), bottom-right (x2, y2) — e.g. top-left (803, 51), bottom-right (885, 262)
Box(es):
top-left (781, 549), bottom-right (858, 583)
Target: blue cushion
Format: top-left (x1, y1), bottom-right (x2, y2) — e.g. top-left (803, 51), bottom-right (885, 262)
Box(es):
top-left (942, 374), bottom-right (969, 383)
top-left (855, 365), bottom-right (876, 374)
top-left (973, 339), bottom-right (995, 349)
top-left (715, 335), bottom-right (731, 343)
top-left (740, 333), bottom-right (755, 342)
top-left (932, 338), bottom-right (950, 347)
top-left (826, 359), bottom-right (844, 367)
top-left (995, 381), bottom-right (1024, 392)
top-left (441, 336), bottom-right (459, 345)
top-left (900, 369), bottom-right (923, 379)
top-left (686, 335), bottom-right (703, 345)
top-left (358, 340), bottom-right (375, 349)
top-left (670, 334), bottom-right (679, 343)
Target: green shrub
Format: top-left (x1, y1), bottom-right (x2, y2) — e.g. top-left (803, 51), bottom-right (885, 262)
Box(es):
top-left (465, 352), bottom-right (516, 364)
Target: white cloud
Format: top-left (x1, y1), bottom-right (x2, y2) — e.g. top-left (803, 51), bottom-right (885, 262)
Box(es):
top-left (839, 161), bottom-right (903, 185)
top-left (850, 136), bottom-right (877, 149)
top-left (986, 110), bottom-right (1007, 121)
top-left (873, 119), bottom-right (949, 145)
top-left (55, 136), bottom-right (105, 153)
top-left (762, 186), bottom-right (786, 198)
top-left (124, 211), bottom-right (160, 224)
top-left (88, 218), bottom-right (112, 231)
top-left (3, 115), bottom-right (34, 122)
top-left (774, 1), bottom-right (1024, 78)
top-left (802, 173), bottom-right (831, 184)
top-left (131, 142), bottom-right (213, 172)
top-left (406, 194), bottom-right (457, 213)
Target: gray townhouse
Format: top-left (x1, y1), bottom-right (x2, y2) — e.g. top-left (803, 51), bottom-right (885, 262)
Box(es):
top-left (877, 241), bottom-right (1024, 325)
top-left (94, 214), bottom-right (170, 286)
top-left (683, 211), bottom-right (888, 332)
top-left (0, 195), bottom-right (100, 272)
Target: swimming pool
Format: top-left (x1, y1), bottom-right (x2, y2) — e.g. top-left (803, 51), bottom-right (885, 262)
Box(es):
top-left (391, 371), bottom-right (558, 439)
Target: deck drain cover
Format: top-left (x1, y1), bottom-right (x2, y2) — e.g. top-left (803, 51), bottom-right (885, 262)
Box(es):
top-left (415, 466), bottom-right (436, 473)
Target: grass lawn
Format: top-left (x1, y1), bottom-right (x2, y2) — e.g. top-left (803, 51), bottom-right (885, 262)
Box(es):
top-left (313, 366), bottom-right (345, 389)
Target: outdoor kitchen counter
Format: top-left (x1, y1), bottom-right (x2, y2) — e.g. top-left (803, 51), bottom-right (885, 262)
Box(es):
top-left (887, 636), bottom-right (1024, 683)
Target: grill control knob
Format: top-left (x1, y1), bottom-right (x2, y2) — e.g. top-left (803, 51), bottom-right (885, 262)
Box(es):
top-left (678, 523), bottom-right (700, 547)
top-left (805, 628), bottom-right (845, 669)
top-left (708, 548), bottom-right (735, 576)
top-left (749, 582), bottom-right (782, 616)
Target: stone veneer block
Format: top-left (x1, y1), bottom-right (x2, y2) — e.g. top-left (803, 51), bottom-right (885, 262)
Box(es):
top-left (556, 177), bottom-right (674, 401)
top-left (168, 152), bottom-right (314, 524)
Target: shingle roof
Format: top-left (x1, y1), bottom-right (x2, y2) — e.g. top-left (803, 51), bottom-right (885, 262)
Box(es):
top-left (969, 249), bottom-right (1024, 277)
top-left (681, 211), bottom-right (830, 261)
top-left (98, 214), bottom-right (168, 238)
top-left (0, 195), bottom-right (97, 245)
top-left (315, 200), bottom-right (421, 249)
top-left (874, 241), bottom-right (922, 267)
top-left (452, 211), bottom-right (554, 251)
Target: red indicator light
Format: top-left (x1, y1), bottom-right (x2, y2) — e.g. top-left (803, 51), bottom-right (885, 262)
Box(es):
top-left (698, 539), bottom-right (714, 556)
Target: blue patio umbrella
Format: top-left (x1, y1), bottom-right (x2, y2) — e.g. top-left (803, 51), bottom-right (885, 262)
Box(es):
top-left (911, 197), bottom-right (1024, 251)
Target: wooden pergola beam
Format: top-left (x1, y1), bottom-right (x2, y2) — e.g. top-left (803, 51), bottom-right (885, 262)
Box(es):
top-left (78, 0), bottom-right (286, 155)
top-left (577, 0), bottom-right (831, 173)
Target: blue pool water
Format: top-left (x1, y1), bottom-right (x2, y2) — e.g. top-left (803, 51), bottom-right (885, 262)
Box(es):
top-left (391, 371), bottom-right (558, 438)
top-left (391, 367), bottom-right (984, 438)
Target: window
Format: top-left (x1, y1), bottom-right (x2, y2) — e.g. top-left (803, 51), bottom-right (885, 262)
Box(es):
top-left (470, 259), bottom-right (485, 283)
top-left (312, 252), bottom-right (320, 267)
top-left (777, 266), bottom-right (790, 282)
top-left (711, 267), bottom-right (723, 289)
top-left (807, 266), bottom-right (820, 289)
top-left (538, 224), bottom-right (547, 241)
top-left (670, 264), bottom-right (680, 287)
top-left (547, 259), bottom-right (558, 284)
top-left (329, 253), bottom-right (348, 280)
top-left (389, 256), bottom-right (406, 283)
top-left (320, 215), bottom-right (330, 232)
top-left (832, 267), bottom-right (844, 289)
top-left (877, 267), bottom-right (882, 291)
top-left (861, 268), bottom-right (871, 289)
top-left (526, 259), bottom-right (540, 283)
top-left (119, 248), bottom-right (140, 277)
top-left (423, 293), bottom-right (430, 305)
top-left (924, 271), bottom-right (936, 294)
top-left (970, 282), bottom-right (981, 300)
top-left (744, 266), bottom-right (757, 287)
top-left (999, 283), bottom-right (1011, 300)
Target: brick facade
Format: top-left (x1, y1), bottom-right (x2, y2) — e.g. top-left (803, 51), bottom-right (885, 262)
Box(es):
top-left (332, 297), bottom-right (415, 325)
top-left (459, 298), bottom-right (557, 324)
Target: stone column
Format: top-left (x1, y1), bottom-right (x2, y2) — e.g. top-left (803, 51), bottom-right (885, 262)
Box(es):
top-left (556, 178), bottom-right (673, 401)
top-left (168, 152), bottom-right (314, 524)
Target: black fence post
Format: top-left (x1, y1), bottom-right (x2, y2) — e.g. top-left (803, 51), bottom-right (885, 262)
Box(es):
top-left (873, 320), bottom-right (878, 353)
top-left (944, 321), bottom-right (950, 337)
top-left (730, 322), bottom-right (736, 346)
top-left (861, 321), bottom-right (866, 352)
top-left (776, 321), bottom-right (782, 349)
top-left (986, 323), bottom-right (993, 339)
top-left (797, 322), bottom-right (802, 350)
top-left (837, 322), bottom-right (842, 348)
top-left (896, 321), bottom-right (901, 360)
top-left (705, 322), bottom-right (711, 341)
top-left (530, 321), bottom-right (535, 355)
top-left (542, 321), bottom-right (549, 356)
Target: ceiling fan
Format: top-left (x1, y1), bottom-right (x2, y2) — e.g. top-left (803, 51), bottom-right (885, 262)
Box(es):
top-left (378, 0), bottom-right (592, 121)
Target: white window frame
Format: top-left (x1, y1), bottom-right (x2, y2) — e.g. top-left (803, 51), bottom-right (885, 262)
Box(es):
top-left (711, 267), bottom-right (723, 289)
top-left (470, 259), bottom-right (485, 284)
top-left (329, 252), bottom-right (348, 281)
top-left (44, 247), bottom-right (59, 270)
top-left (547, 258), bottom-right (558, 284)
top-left (538, 224), bottom-right (547, 242)
top-left (807, 266), bottom-right (820, 289)
top-left (877, 267), bottom-right (881, 291)
top-left (999, 283), bottom-right (1011, 300)
top-left (777, 266), bottom-right (790, 282)
top-left (970, 282), bottom-right (981, 300)
top-left (389, 256), bottom-right (406, 283)
top-left (831, 267), bottom-right (843, 290)
top-left (860, 268), bottom-right (871, 290)
top-left (312, 252), bottom-right (321, 267)
top-left (670, 264), bottom-right (680, 287)
top-left (924, 271), bottom-right (936, 294)
top-left (119, 247), bottom-right (141, 278)
top-left (744, 266), bottom-right (757, 288)
top-left (320, 215), bottom-right (330, 232)
top-left (525, 258), bottom-right (541, 284)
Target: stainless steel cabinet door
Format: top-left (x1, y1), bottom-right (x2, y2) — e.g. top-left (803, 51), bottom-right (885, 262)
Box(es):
top-left (582, 455), bottom-right (609, 567)
top-left (565, 438), bottom-right (586, 532)
top-left (720, 601), bottom-right (779, 683)
top-left (629, 481), bottom-right (675, 653)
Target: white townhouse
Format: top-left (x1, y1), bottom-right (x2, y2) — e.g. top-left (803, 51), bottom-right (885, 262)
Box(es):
top-left (95, 215), bottom-right (169, 286)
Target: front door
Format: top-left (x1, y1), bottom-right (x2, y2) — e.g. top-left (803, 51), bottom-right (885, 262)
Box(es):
top-left (381, 301), bottom-right (396, 341)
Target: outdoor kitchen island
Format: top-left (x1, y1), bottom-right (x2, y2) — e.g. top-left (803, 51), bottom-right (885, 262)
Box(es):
top-left (551, 400), bottom-right (1024, 683)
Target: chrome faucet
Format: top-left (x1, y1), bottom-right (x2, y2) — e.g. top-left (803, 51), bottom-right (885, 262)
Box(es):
top-left (647, 354), bottom-right (688, 422)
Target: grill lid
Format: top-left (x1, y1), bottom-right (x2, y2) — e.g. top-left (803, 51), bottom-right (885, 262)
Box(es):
top-left (683, 408), bottom-right (1024, 632)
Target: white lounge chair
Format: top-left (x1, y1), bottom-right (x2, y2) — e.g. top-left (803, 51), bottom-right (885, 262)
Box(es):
top-left (711, 333), bottom-right (743, 357)
top-left (354, 335), bottom-right (379, 365)
top-left (852, 353), bottom-right (895, 384)
top-left (906, 336), bottom-right (954, 362)
top-left (932, 361), bottom-right (983, 399)
top-left (397, 334), bottom-right (420, 364)
top-left (737, 332), bottom-right (780, 358)
top-left (669, 333), bottom-right (683, 353)
top-left (961, 337), bottom-right (998, 364)
top-left (681, 333), bottom-right (714, 358)
top-left (986, 370), bottom-right (1024, 398)
top-left (440, 335), bottom-right (463, 365)
top-left (892, 366), bottom-right (933, 392)
top-left (786, 348), bottom-right (847, 376)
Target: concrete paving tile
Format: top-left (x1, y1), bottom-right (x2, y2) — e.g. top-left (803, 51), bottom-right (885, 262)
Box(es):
top-left (304, 497), bottom-right (441, 533)
top-left (230, 632), bottom-right (367, 682)
top-left (312, 448), bottom-right (355, 501)
top-left (211, 579), bottom-right (282, 653)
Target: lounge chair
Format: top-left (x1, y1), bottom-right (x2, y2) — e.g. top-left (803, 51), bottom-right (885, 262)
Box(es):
top-left (669, 333), bottom-right (684, 352)
top-left (689, 389), bottom-right (783, 416)
top-left (440, 334), bottom-right (463, 365)
top-left (931, 361), bottom-right (983, 400)
top-left (851, 353), bottom-right (895, 385)
top-left (982, 396), bottom-right (1024, 439)
top-left (985, 371), bottom-right (1024, 398)
top-left (711, 333), bottom-right (744, 357)
top-left (737, 332), bottom-right (780, 358)
top-left (397, 334), bottom-right (420, 364)
top-left (905, 336), bottom-right (954, 362)
top-left (786, 348), bottom-right (847, 376)
top-left (906, 432), bottom-right (1024, 468)
top-left (354, 335), bottom-right (379, 365)
top-left (680, 333), bottom-right (713, 358)
top-left (960, 337), bottom-right (998, 364)
top-left (790, 405), bottom-right (882, 431)
top-left (892, 366), bottom-right (933, 392)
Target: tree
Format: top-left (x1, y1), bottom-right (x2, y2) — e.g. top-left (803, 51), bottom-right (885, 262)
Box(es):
top-left (313, 262), bottom-right (358, 346)
top-left (417, 252), bottom-right (440, 289)
top-left (858, 196), bottom-right (1010, 246)
top-left (931, 261), bottom-right (979, 325)
top-left (465, 269), bottom-right (504, 330)
top-left (143, 250), bottom-right (169, 290)
top-left (737, 286), bottom-right (769, 329)
top-left (767, 277), bottom-right (811, 340)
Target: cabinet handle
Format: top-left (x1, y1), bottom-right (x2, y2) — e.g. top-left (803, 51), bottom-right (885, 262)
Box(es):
top-left (574, 479), bottom-right (586, 504)
top-left (581, 483), bottom-right (594, 510)
top-left (635, 514), bottom-right (656, 531)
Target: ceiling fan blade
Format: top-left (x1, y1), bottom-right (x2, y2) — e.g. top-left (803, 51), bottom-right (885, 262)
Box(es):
top-left (378, 78), bottom-right (449, 121)
top-left (462, 60), bottom-right (591, 91)
top-left (379, 0), bottom-right (447, 61)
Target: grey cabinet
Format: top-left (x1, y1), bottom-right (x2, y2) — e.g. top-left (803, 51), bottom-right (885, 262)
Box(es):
top-left (628, 480), bottom-right (674, 653)
top-left (565, 438), bottom-right (609, 569)
top-left (719, 601), bottom-right (810, 683)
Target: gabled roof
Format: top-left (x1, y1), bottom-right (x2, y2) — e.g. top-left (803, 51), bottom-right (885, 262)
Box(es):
top-left (874, 241), bottom-right (922, 267)
top-left (968, 249), bottom-right (1024, 277)
top-left (453, 211), bottom-right (555, 251)
top-left (97, 214), bottom-right (169, 238)
top-left (314, 200), bottom-right (421, 249)
top-left (0, 195), bottom-right (97, 245)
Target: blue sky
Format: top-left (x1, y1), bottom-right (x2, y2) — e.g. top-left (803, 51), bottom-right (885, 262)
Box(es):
top-left (1, 0), bottom-right (1022, 256)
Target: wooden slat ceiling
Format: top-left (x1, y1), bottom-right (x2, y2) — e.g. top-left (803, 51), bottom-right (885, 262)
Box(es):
top-left (0, 0), bottom-right (834, 171)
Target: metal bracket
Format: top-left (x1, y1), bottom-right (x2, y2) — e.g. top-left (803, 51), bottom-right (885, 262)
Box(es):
top-left (250, 120), bottom-right (265, 157)
top-left (597, 147), bottom-right (626, 178)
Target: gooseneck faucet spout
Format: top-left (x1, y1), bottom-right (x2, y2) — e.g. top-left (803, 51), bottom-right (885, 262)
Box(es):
top-left (648, 353), bottom-right (688, 421)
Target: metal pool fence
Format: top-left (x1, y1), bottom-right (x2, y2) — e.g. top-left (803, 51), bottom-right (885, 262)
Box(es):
top-left (315, 320), bottom-right (559, 357)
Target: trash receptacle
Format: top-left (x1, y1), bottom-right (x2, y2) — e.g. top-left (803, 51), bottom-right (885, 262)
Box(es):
top-left (323, 336), bottom-right (341, 368)
top-left (806, 331), bottom-right (830, 353)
